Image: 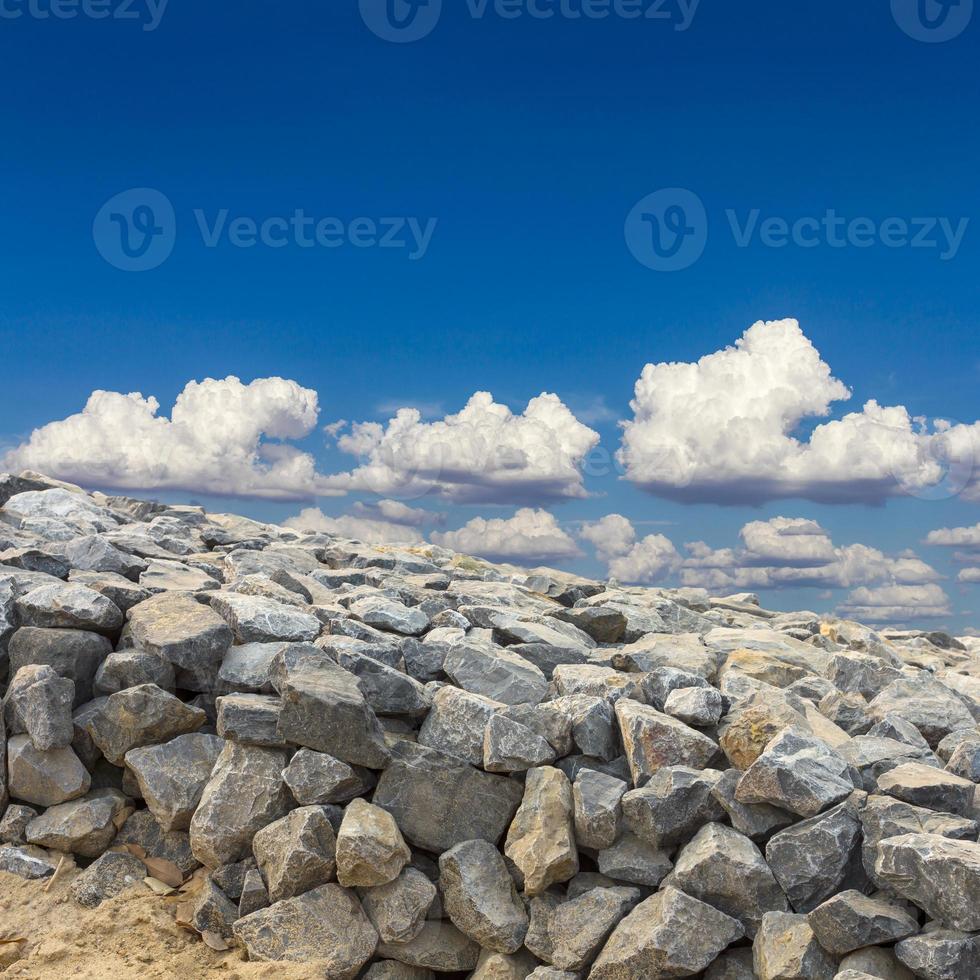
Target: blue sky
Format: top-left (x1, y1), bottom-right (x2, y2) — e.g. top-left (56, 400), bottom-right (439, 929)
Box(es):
top-left (1, 1), bottom-right (978, 629)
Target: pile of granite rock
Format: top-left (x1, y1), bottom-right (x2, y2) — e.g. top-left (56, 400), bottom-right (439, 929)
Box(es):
top-left (2, 470), bottom-right (980, 979)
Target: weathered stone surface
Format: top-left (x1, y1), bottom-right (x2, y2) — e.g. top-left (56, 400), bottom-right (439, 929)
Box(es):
top-left (439, 838), bottom-right (527, 953)
top-left (418, 684), bottom-right (501, 766)
top-left (875, 833), bottom-right (980, 931)
top-left (869, 677), bottom-right (976, 748)
top-left (25, 789), bottom-right (125, 857)
top-left (124, 732), bottom-right (222, 831)
top-left (470, 949), bottom-right (538, 980)
top-left (664, 685), bottom-right (724, 726)
top-left (336, 649), bottom-right (430, 717)
top-left (838, 947), bottom-right (914, 980)
top-left (85, 683), bottom-right (205, 765)
top-left (361, 866), bottom-right (436, 944)
top-left (616, 698), bottom-right (719, 787)
top-left (252, 805), bottom-right (337, 902)
top-left (549, 885), bottom-right (640, 970)
top-left (671, 822), bottom-right (790, 936)
top-left (349, 595), bottom-right (429, 636)
top-left (15, 582), bottom-right (123, 633)
top-left (485, 713), bottom-right (557, 772)
top-left (895, 926), bottom-right (980, 980)
top-left (4, 663), bottom-right (74, 750)
top-left (215, 692), bottom-right (286, 747)
top-left (877, 761), bottom-right (976, 817)
top-left (64, 534), bottom-right (148, 580)
top-left (549, 694), bottom-right (616, 760)
top-left (590, 885), bottom-right (745, 979)
top-left (836, 735), bottom-right (936, 793)
top-left (7, 734), bottom-right (90, 806)
top-left (765, 798), bottom-right (866, 913)
top-left (210, 592), bottom-right (321, 644)
top-left (444, 643), bottom-right (549, 705)
top-left (573, 768), bottom-right (626, 850)
top-left (704, 949), bottom-right (757, 980)
top-left (7, 627), bottom-right (110, 705)
top-left (233, 883), bottom-right (378, 972)
top-left (373, 742), bottom-right (522, 853)
top-left (238, 867), bottom-right (270, 918)
top-left (273, 653), bottom-right (391, 769)
top-left (505, 766), bottom-right (578, 896)
top-left (114, 808), bottom-right (199, 875)
top-left (806, 889), bottom-right (918, 955)
top-left (282, 747), bottom-right (375, 805)
top-left (189, 741), bottom-right (292, 868)
top-left (94, 649), bottom-right (175, 696)
top-left (191, 877), bottom-right (239, 939)
top-left (752, 910), bottom-right (837, 980)
top-left (376, 922), bottom-right (480, 972)
top-left (0, 843), bottom-right (59, 879)
top-left (128, 592), bottom-right (232, 690)
top-left (945, 737), bottom-right (980, 781)
top-left (0, 803), bottom-right (37, 844)
top-left (597, 832), bottom-right (673, 887)
top-left (623, 766), bottom-right (725, 849)
top-left (711, 767), bottom-right (795, 841)
top-left (364, 965), bottom-right (437, 980)
top-left (69, 851), bottom-right (146, 908)
top-left (735, 729), bottom-right (855, 818)
top-left (336, 797), bottom-right (411, 888)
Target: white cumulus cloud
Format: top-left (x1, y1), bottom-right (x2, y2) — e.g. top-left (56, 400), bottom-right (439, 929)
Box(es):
top-left (283, 507), bottom-right (424, 545)
top-left (925, 523), bottom-right (980, 551)
top-left (430, 508), bottom-right (581, 563)
top-left (837, 583), bottom-right (952, 623)
top-left (350, 499), bottom-right (445, 526)
top-left (323, 392), bottom-right (600, 504)
top-left (958, 568), bottom-right (980, 584)
top-left (3, 376), bottom-right (340, 501)
top-left (617, 318), bottom-right (980, 505)
top-left (579, 514), bottom-right (637, 562)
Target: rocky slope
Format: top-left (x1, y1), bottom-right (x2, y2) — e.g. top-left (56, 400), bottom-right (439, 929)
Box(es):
top-left (2, 469), bottom-right (980, 979)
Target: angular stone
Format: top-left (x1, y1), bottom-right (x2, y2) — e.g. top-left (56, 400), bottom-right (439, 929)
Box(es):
top-left (836, 735), bottom-right (936, 794)
top-left (114, 808), bottom-right (199, 876)
top-left (210, 592), bottom-right (320, 643)
top-left (875, 833), bottom-right (980, 931)
top-left (0, 843), bottom-right (59, 879)
top-left (838, 947), bottom-right (914, 980)
top-left (664, 685), bottom-right (724, 726)
top-left (818, 691), bottom-right (873, 736)
top-left (69, 851), bottom-right (146, 908)
top-left (0, 803), bottom-right (37, 844)
top-left (93, 649), bottom-right (175, 696)
top-left (590, 885), bottom-right (745, 979)
top-left (4, 664), bottom-right (74, 750)
top-left (6, 734), bottom-right (90, 806)
top-left (233, 883), bottom-right (378, 972)
top-left (7, 626), bottom-right (110, 705)
top-left (373, 741), bottom-right (523, 853)
top-left (551, 605), bottom-right (626, 643)
top-left (704, 949), bottom-right (757, 980)
top-left (191, 877), bottom-right (239, 939)
top-left (877, 762), bottom-right (976, 817)
top-left (361, 866), bottom-right (436, 944)
top-left (671, 822), bottom-right (790, 937)
top-left (140, 557), bottom-right (221, 593)
top-left (443, 643), bottom-right (549, 705)
top-left (189, 741), bottom-right (292, 868)
top-left (573, 768), bottom-right (626, 851)
top-left (124, 732), bottom-right (223, 831)
top-left (128, 591), bottom-right (231, 692)
top-left (551, 694), bottom-right (617, 761)
top-left (349, 594), bottom-right (429, 636)
top-left (273, 653), bottom-right (390, 769)
top-left (216, 692), bottom-right (286, 747)
top-left (553, 664), bottom-right (647, 704)
top-left (765, 798), bottom-right (866, 913)
top-left (336, 650), bottom-right (430, 718)
top-left (252, 805), bottom-right (337, 902)
top-left (484, 714), bottom-right (557, 773)
top-left (549, 885), bottom-right (640, 971)
top-left (376, 921), bottom-right (480, 972)
top-left (505, 766), bottom-right (578, 896)
top-left (735, 729), bottom-right (855, 817)
top-left (616, 698), bottom-right (719, 787)
top-left (869, 677), bottom-right (976, 748)
top-left (15, 582), bottom-right (123, 633)
top-left (597, 832), bottom-right (673, 887)
top-left (85, 684), bottom-right (205, 765)
top-left (25, 790), bottom-right (126, 857)
top-left (0, 546), bottom-right (71, 578)
top-left (752, 910), bottom-right (837, 980)
top-left (282, 747), bottom-right (375, 805)
top-left (470, 949), bottom-right (538, 980)
top-left (806, 890), bottom-right (917, 956)
top-left (623, 766), bottom-right (725, 849)
top-left (364, 965), bottom-right (437, 980)
top-left (336, 797), bottom-right (411, 887)
top-left (711, 768), bottom-right (795, 841)
top-left (945, 738), bottom-right (980, 782)
top-left (418, 684), bottom-right (501, 766)
top-left (895, 926), bottom-right (980, 980)
top-left (239, 867), bottom-right (270, 918)
top-left (63, 535), bottom-right (148, 580)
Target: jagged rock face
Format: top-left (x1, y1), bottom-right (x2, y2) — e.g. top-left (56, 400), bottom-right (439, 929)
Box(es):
top-left (3, 475), bottom-right (980, 974)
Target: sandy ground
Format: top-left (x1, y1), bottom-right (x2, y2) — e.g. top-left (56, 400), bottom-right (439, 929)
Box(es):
top-left (0, 868), bottom-right (328, 978)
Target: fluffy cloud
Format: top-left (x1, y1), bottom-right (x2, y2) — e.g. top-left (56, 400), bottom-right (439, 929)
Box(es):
top-left (925, 523), bottom-right (980, 551)
top-left (581, 513), bottom-right (940, 592)
top-left (958, 568), bottom-right (980, 584)
top-left (837, 583), bottom-right (952, 622)
top-left (350, 499), bottom-right (445, 526)
top-left (323, 392), bottom-right (600, 504)
top-left (283, 507), bottom-right (423, 545)
top-left (3, 377), bottom-right (340, 501)
top-left (431, 508), bottom-right (581, 563)
top-left (617, 318), bottom-right (980, 505)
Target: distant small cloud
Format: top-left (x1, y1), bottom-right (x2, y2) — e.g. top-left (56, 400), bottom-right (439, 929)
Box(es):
top-left (375, 399), bottom-right (445, 420)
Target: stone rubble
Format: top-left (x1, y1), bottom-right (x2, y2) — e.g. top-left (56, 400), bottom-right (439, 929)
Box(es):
top-left (3, 471), bottom-right (980, 976)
